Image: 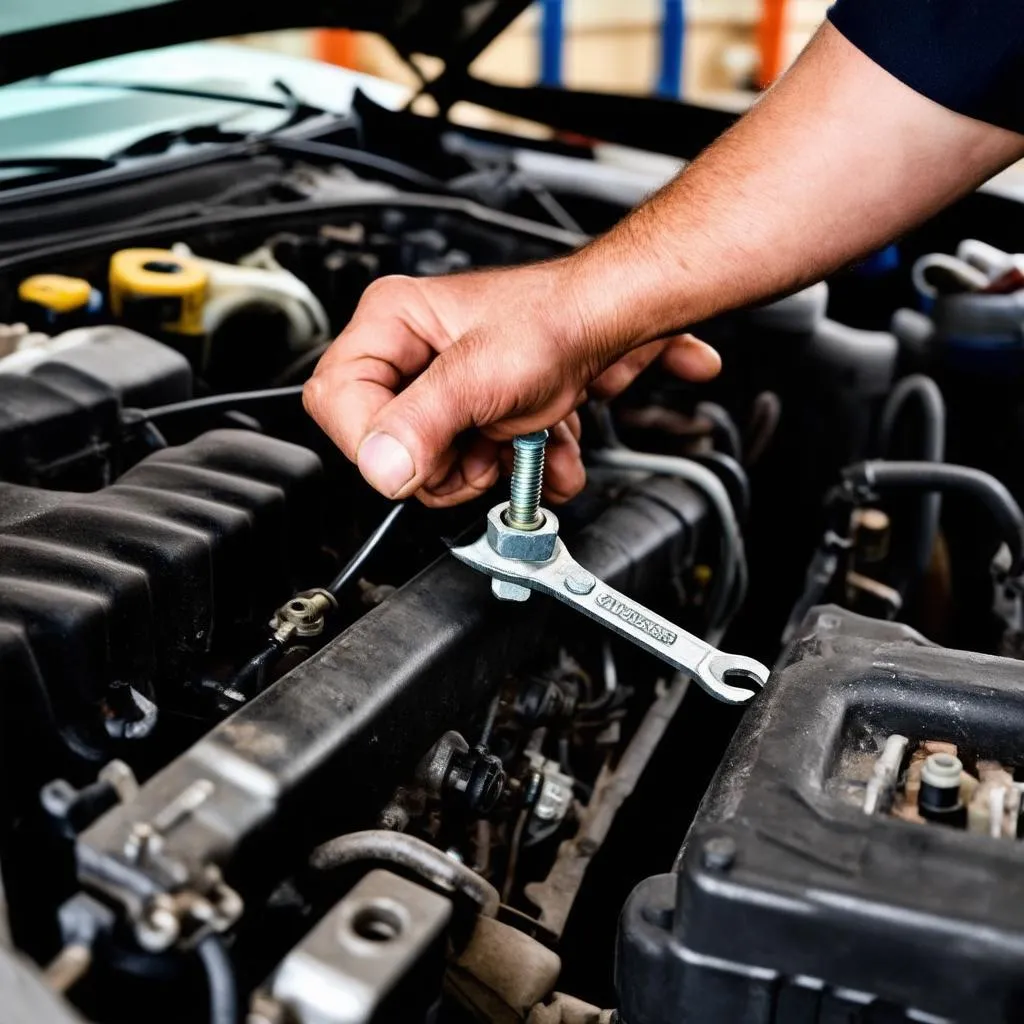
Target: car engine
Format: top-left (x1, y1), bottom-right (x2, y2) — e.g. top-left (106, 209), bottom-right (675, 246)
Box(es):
top-left (3, 103), bottom-right (1024, 1024)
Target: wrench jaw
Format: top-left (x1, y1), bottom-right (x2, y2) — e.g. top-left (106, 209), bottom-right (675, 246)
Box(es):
top-left (695, 653), bottom-right (769, 706)
top-left (450, 532), bottom-right (562, 591)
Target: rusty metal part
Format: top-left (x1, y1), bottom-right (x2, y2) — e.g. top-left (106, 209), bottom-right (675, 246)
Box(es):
top-left (309, 830), bottom-right (500, 918)
top-left (527, 993), bottom-right (616, 1024)
top-left (851, 508), bottom-right (891, 565)
top-left (447, 916), bottom-right (561, 1023)
top-left (269, 589), bottom-right (337, 645)
top-left (524, 675), bottom-right (690, 936)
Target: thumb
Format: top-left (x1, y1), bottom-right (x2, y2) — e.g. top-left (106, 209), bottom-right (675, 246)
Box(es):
top-left (355, 343), bottom-right (479, 499)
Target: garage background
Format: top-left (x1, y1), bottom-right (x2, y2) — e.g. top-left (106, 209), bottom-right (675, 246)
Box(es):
top-left (231, 0), bottom-right (832, 122)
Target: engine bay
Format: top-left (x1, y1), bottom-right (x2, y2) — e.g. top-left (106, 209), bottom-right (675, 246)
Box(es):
top-left (3, 103), bottom-right (1024, 1024)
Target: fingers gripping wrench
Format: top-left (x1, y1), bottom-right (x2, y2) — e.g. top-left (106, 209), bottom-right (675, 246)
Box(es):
top-left (451, 501), bottom-right (769, 706)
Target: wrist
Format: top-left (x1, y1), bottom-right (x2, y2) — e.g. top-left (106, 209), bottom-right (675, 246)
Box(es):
top-left (558, 221), bottom-right (696, 364)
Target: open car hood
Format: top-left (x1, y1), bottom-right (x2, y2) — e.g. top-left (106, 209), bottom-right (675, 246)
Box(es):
top-left (0, 0), bottom-right (531, 86)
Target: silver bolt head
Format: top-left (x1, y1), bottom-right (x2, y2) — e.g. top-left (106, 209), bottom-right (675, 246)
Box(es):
top-left (135, 896), bottom-right (180, 952)
top-left (564, 567), bottom-right (596, 595)
top-left (486, 502), bottom-right (559, 562)
top-left (492, 578), bottom-right (532, 602)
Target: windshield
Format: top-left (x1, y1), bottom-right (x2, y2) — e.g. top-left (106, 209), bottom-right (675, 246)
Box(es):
top-left (0, 41), bottom-right (408, 172)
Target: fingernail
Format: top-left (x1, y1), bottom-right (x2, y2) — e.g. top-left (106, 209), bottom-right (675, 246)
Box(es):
top-left (357, 432), bottom-right (415, 497)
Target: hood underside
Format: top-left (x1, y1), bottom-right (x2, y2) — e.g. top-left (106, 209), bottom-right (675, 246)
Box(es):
top-left (0, 0), bottom-right (530, 86)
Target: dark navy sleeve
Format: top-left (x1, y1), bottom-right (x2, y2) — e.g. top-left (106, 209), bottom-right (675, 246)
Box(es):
top-left (827, 0), bottom-right (1024, 134)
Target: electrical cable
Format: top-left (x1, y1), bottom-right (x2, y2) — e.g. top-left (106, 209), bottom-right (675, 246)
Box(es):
top-left (271, 341), bottom-right (331, 386)
top-left (589, 448), bottom-right (747, 642)
top-left (876, 375), bottom-right (946, 587)
top-left (328, 504), bottom-right (407, 596)
top-left (126, 386), bottom-right (304, 425)
top-left (223, 640), bottom-right (284, 701)
top-left (195, 934), bottom-right (238, 1024)
top-left (220, 505), bottom-right (408, 705)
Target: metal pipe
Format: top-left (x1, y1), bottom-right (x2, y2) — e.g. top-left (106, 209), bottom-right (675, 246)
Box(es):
top-left (309, 830), bottom-right (500, 917)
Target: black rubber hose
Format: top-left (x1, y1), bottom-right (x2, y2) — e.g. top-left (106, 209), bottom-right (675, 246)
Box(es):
top-left (843, 460), bottom-right (1024, 576)
top-left (877, 375), bottom-right (946, 584)
top-left (196, 934), bottom-right (238, 1024)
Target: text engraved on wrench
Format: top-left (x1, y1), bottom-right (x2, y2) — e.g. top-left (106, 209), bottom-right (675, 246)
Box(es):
top-left (595, 593), bottom-right (678, 646)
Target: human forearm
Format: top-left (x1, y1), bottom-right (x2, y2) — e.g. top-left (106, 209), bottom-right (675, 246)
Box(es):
top-left (563, 21), bottom-right (1024, 360)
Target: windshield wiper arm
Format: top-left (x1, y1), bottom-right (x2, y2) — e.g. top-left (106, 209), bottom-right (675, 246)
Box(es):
top-left (36, 77), bottom-right (324, 117)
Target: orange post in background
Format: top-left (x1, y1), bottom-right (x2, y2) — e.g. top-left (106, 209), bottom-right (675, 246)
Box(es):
top-left (316, 29), bottom-right (358, 69)
top-left (756, 0), bottom-right (788, 88)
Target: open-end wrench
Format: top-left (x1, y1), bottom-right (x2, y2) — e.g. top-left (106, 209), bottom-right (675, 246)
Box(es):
top-left (451, 519), bottom-right (769, 706)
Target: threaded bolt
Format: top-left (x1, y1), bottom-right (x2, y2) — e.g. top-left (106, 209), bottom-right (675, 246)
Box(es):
top-left (506, 431), bottom-right (548, 530)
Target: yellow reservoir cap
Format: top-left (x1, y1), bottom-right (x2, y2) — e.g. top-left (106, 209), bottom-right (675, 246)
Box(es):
top-left (19, 274), bottom-right (92, 314)
top-left (109, 248), bottom-right (208, 335)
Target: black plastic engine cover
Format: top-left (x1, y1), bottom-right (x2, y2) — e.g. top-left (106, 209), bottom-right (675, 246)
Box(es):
top-left (0, 429), bottom-right (323, 798)
top-left (0, 326), bottom-right (191, 489)
top-left (617, 606), bottom-right (1024, 1024)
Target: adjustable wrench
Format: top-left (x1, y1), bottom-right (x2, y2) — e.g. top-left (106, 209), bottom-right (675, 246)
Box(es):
top-left (451, 507), bottom-right (769, 706)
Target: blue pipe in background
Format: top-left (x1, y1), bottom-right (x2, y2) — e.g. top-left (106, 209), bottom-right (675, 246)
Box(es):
top-left (540, 0), bottom-right (564, 87)
top-left (657, 0), bottom-right (685, 99)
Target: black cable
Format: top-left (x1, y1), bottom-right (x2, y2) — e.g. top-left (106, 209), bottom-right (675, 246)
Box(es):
top-left (843, 460), bottom-right (1024, 576)
top-left (196, 934), bottom-right (238, 1024)
top-left (271, 342), bottom-right (331, 386)
top-left (126, 386), bottom-right (304, 425)
top-left (877, 375), bottom-right (946, 586)
top-left (328, 504), bottom-right (407, 596)
top-left (224, 640), bottom-right (284, 701)
top-left (215, 506), bottom-right (407, 708)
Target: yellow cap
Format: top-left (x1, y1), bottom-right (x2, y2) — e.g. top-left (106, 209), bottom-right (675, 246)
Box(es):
top-left (19, 274), bottom-right (92, 314)
top-left (109, 248), bottom-right (208, 335)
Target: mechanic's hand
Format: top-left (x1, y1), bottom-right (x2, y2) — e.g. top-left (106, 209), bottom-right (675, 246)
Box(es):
top-left (303, 264), bottom-right (720, 507)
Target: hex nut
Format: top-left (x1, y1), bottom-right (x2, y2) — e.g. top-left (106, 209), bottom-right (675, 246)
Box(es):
top-left (486, 503), bottom-right (559, 562)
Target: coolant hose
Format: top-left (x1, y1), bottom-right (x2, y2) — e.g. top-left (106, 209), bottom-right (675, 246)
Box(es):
top-left (843, 461), bottom-right (1024, 576)
top-left (309, 830), bottom-right (500, 917)
top-left (877, 375), bottom-right (946, 586)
